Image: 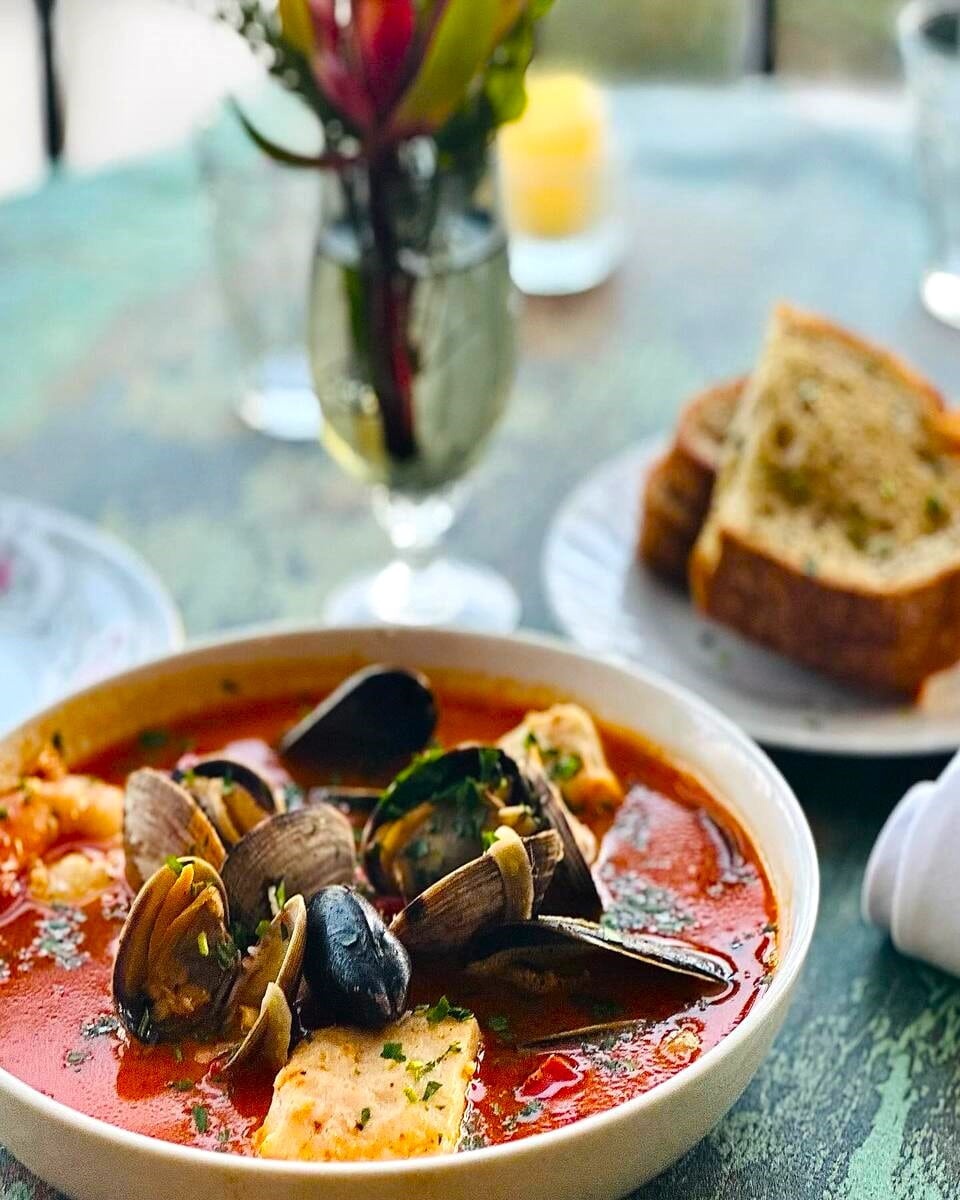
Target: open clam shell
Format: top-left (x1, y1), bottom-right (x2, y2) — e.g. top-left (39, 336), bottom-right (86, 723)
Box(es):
top-left (304, 885), bottom-right (411, 1029)
top-left (362, 747), bottom-right (535, 899)
top-left (389, 829), bottom-right (563, 957)
top-left (112, 857), bottom-right (240, 1043)
top-left (173, 758), bottom-right (281, 849)
top-left (123, 770), bottom-right (226, 892)
top-left (280, 666), bottom-right (437, 766)
top-left (221, 895), bottom-right (307, 1077)
top-left (220, 804), bottom-right (358, 932)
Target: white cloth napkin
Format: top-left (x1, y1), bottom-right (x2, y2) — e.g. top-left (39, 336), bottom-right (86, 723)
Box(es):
top-left (862, 751), bottom-right (960, 976)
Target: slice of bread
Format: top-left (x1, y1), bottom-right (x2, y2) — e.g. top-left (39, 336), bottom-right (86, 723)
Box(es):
top-left (690, 303), bottom-right (960, 694)
top-left (638, 378), bottom-right (743, 585)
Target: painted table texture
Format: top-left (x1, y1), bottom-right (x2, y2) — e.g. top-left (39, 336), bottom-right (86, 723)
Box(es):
top-left (3, 82), bottom-right (960, 1198)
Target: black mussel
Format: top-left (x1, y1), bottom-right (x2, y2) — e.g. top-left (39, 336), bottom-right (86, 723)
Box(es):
top-left (279, 666), bottom-right (437, 766)
top-left (468, 917), bottom-right (734, 988)
top-left (362, 747), bottom-right (537, 899)
top-left (304, 885), bottom-right (411, 1028)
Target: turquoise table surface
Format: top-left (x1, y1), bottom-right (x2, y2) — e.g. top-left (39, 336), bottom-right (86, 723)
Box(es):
top-left (3, 82), bottom-right (960, 1198)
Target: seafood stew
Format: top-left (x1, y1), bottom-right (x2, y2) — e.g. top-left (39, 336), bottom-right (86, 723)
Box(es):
top-left (0, 668), bottom-right (776, 1163)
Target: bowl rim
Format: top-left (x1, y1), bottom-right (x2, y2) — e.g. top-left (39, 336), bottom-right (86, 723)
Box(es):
top-left (0, 622), bottom-right (820, 1180)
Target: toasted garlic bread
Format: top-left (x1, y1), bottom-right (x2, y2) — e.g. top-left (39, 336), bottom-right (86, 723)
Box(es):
top-left (690, 304), bottom-right (960, 694)
top-left (639, 378), bottom-right (743, 586)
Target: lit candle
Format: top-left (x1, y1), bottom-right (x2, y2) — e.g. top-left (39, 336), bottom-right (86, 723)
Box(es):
top-left (499, 72), bottom-right (609, 240)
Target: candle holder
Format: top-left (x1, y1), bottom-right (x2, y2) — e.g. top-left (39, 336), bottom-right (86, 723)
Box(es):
top-left (500, 73), bottom-right (625, 296)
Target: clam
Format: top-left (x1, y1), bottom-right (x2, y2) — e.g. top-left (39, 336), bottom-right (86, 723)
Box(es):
top-left (280, 666), bottom-right (437, 766)
top-left (362, 747), bottom-right (538, 900)
top-left (123, 759), bottom-right (282, 891)
top-left (113, 857), bottom-right (240, 1043)
top-left (221, 894), bottom-right (307, 1077)
top-left (304, 885), bottom-right (411, 1028)
top-left (363, 745), bottom-right (600, 915)
top-left (390, 828), bottom-right (563, 957)
top-left (123, 769), bottom-right (227, 891)
top-left (172, 758), bottom-right (281, 848)
top-left (220, 804), bottom-right (358, 932)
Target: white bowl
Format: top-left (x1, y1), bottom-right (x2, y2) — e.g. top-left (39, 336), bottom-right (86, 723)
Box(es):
top-left (0, 626), bottom-right (819, 1200)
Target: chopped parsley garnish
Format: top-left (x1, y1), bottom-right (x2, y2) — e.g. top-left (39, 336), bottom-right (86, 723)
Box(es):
top-left (405, 1058), bottom-right (430, 1082)
top-left (381, 1042), bottom-right (406, 1062)
top-left (403, 1086), bottom-right (418, 1104)
top-left (168, 1079), bottom-right (194, 1092)
top-left (523, 730), bottom-right (540, 750)
top-left (926, 494), bottom-right (950, 528)
top-left (487, 1014), bottom-right (510, 1035)
top-left (215, 936), bottom-right (238, 971)
top-left (81, 1014), bottom-right (120, 1039)
top-left (423, 996), bottom-right (472, 1025)
top-left (545, 750), bottom-right (583, 783)
top-left (172, 1045), bottom-right (184, 1063)
top-left (267, 880), bottom-right (287, 915)
top-left (357, 1106), bottom-right (371, 1130)
top-left (191, 1104), bottom-right (209, 1134)
top-left (481, 830), bottom-right (499, 851)
top-left (217, 1127), bottom-right (230, 1144)
top-left (165, 856), bottom-right (184, 877)
top-left (138, 728), bottom-right (170, 750)
top-left (196, 931), bottom-right (209, 958)
top-left (422, 1081), bottom-right (442, 1102)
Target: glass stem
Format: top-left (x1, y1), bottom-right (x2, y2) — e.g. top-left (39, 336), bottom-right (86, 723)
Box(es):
top-left (368, 487), bottom-right (462, 625)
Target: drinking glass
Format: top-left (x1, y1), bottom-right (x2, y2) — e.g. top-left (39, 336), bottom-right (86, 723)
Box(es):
top-left (900, 0), bottom-right (960, 329)
top-left (196, 86), bottom-right (322, 441)
top-left (310, 148), bottom-right (520, 630)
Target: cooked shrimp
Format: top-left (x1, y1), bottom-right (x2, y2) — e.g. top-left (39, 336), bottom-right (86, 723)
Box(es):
top-left (0, 768), bottom-right (123, 886)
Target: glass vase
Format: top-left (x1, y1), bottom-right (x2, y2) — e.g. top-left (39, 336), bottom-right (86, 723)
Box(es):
top-left (309, 143), bottom-right (519, 629)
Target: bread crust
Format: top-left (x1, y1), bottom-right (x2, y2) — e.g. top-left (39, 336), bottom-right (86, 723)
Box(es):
top-left (638, 378), bottom-right (744, 586)
top-left (689, 528), bottom-right (960, 694)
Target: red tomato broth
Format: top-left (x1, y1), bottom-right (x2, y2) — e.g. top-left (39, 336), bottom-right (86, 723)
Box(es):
top-left (0, 688), bottom-right (776, 1156)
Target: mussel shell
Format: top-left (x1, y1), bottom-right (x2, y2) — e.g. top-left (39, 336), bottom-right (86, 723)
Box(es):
top-left (173, 758), bottom-right (280, 847)
top-left (123, 769), bottom-right (226, 891)
top-left (304, 885), bottom-right (411, 1029)
top-left (280, 666), bottom-right (437, 766)
top-left (362, 747), bottom-right (529, 898)
top-left (221, 895), bottom-right (306, 1077)
top-left (389, 830), bottom-right (563, 957)
top-left (220, 805), bottom-right (357, 932)
top-left (112, 857), bottom-right (239, 1043)
top-left (468, 916), bottom-right (734, 988)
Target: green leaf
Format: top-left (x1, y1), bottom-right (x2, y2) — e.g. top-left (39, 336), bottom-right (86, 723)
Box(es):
top-left (278, 0), bottom-right (315, 58)
top-left (381, 1042), bottom-right (407, 1062)
top-left (192, 1104), bottom-right (209, 1134)
top-left (391, 0), bottom-right (502, 136)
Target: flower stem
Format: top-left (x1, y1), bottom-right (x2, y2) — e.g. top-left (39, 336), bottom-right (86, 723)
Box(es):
top-left (365, 152), bottom-right (418, 462)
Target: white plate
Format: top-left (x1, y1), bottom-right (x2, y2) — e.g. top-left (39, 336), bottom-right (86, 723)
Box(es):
top-left (0, 496), bottom-right (183, 733)
top-left (543, 438), bottom-right (960, 757)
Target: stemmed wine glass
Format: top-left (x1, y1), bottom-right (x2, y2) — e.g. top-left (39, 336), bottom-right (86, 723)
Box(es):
top-left (309, 145), bottom-right (520, 631)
